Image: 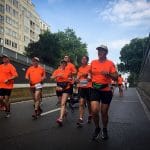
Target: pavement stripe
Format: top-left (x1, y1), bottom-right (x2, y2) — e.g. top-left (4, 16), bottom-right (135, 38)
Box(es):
top-left (41, 108), bottom-right (60, 116)
top-left (12, 100), bottom-right (33, 105)
top-left (113, 100), bottom-right (138, 102)
top-left (136, 89), bottom-right (150, 121)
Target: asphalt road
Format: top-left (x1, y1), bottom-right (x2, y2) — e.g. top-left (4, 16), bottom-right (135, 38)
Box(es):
top-left (0, 88), bottom-right (150, 150)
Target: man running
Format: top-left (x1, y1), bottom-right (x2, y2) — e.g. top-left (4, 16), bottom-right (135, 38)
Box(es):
top-left (25, 57), bottom-right (46, 119)
top-left (90, 45), bottom-right (118, 140)
top-left (76, 56), bottom-right (92, 127)
top-left (0, 54), bottom-right (18, 118)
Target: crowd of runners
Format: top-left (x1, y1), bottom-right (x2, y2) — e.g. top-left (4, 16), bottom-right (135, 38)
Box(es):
top-left (0, 44), bottom-right (128, 141)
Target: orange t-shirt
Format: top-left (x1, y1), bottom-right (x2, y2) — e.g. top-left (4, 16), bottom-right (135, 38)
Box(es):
top-left (118, 76), bottom-right (124, 84)
top-left (77, 65), bottom-right (91, 88)
top-left (90, 59), bottom-right (117, 91)
top-left (65, 62), bottom-right (77, 84)
top-left (65, 62), bottom-right (77, 74)
top-left (0, 63), bottom-right (18, 89)
top-left (25, 65), bottom-right (45, 86)
top-left (52, 68), bottom-right (71, 83)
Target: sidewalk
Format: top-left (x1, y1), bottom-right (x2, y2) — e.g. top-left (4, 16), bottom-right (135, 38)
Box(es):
top-left (107, 87), bottom-right (150, 150)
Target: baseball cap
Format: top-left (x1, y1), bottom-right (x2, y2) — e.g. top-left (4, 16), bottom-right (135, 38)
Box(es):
top-left (32, 57), bottom-right (40, 62)
top-left (96, 45), bottom-right (108, 53)
top-left (2, 54), bottom-right (9, 58)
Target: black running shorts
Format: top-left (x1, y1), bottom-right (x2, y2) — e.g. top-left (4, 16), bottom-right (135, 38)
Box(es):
top-left (0, 89), bottom-right (12, 97)
top-left (78, 87), bottom-right (91, 101)
top-left (90, 88), bottom-right (113, 104)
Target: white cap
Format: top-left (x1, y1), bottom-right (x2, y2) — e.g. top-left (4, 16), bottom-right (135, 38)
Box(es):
top-left (32, 57), bottom-right (40, 62)
top-left (96, 45), bottom-right (108, 52)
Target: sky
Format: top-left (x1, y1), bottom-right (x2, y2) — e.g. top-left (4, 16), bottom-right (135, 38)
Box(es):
top-left (32, 0), bottom-right (150, 64)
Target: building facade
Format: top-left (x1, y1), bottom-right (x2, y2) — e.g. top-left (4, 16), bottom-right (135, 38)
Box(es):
top-left (0, 0), bottom-right (50, 54)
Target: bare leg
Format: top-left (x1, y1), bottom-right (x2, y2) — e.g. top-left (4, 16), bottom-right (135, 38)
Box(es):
top-left (91, 101), bottom-right (100, 128)
top-left (59, 93), bottom-right (69, 120)
top-left (101, 103), bottom-right (110, 128)
top-left (79, 98), bottom-right (85, 119)
top-left (4, 96), bottom-right (10, 113)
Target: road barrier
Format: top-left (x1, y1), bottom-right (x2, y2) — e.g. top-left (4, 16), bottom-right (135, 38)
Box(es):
top-left (10, 84), bottom-right (56, 103)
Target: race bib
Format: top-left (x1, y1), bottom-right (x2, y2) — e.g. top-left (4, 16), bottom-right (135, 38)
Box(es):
top-left (79, 79), bottom-right (88, 87)
top-left (35, 83), bottom-right (43, 89)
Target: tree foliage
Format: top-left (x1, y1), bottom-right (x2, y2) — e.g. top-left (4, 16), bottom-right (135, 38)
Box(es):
top-left (25, 28), bottom-right (88, 68)
top-left (117, 36), bottom-right (149, 86)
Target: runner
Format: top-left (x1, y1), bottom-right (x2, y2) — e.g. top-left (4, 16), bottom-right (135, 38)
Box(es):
top-left (25, 57), bottom-right (46, 119)
top-left (50, 60), bottom-right (72, 126)
top-left (90, 45), bottom-right (118, 140)
top-left (124, 78), bottom-right (128, 90)
top-left (76, 56), bottom-right (92, 127)
top-left (0, 54), bottom-right (18, 118)
top-left (110, 79), bottom-right (117, 95)
top-left (64, 55), bottom-right (77, 95)
top-left (117, 74), bottom-right (124, 97)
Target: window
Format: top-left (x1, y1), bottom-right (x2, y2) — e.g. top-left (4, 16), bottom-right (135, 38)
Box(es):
top-left (24, 26), bottom-right (29, 33)
top-left (13, 0), bottom-right (18, 8)
top-left (12, 42), bottom-right (17, 48)
top-left (5, 27), bottom-right (12, 36)
top-left (12, 31), bottom-right (17, 38)
top-left (0, 15), bottom-right (4, 23)
top-left (24, 36), bottom-right (29, 42)
top-left (0, 4), bottom-right (4, 13)
top-left (6, 4), bottom-right (12, 14)
top-left (6, 16), bottom-right (12, 25)
top-left (13, 9), bottom-right (18, 17)
top-left (0, 38), bottom-right (4, 45)
top-left (0, 26), bottom-right (4, 34)
top-left (5, 38), bottom-right (11, 46)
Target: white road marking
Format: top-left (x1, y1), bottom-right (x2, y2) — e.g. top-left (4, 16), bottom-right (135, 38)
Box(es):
top-left (112, 100), bottom-right (138, 102)
top-left (136, 89), bottom-right (150, 121)
top-left (12, 100), bottom-right (33, 105)
top-left (41, 108), bottom-right (60, 116)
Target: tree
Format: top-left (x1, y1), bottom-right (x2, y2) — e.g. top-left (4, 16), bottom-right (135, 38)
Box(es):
top-left (56, 28), bottom-right (88, 66)
top-left (117, 36), bottom-right (149, 86)
top-left (25, 31), bottom-right (61, 67)
top-left (25, 28), bottom-right (88, 68)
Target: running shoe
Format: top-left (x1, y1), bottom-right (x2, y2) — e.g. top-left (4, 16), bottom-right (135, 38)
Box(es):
top-left (92, 127), bottom-right (101, 140)
top-left (76, 118), bottom-right (83, 127)
top-left (87, 115), bottom-right (92, 124)
top-left (101, 128), bottom-right (108, 140)
top-left (32, 110), bottom-right (38, 119)
top-left (56, 118), bottom-right (63, 126)
top-left (0, 105), bottom-right (6, 111)
top-left (5, 112), bottom-right (10, 118)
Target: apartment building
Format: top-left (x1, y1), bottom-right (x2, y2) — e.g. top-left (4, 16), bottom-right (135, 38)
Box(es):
top-left (0, 0), bottom-right (50, 54)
